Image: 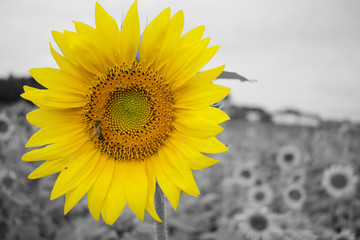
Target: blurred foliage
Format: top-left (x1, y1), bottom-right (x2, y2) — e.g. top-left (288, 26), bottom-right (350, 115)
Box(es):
top-left (1, 100), bottom-right (360, 240)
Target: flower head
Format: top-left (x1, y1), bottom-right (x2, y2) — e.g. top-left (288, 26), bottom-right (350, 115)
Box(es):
top-left (234, 207), bottom-right (282, 240)
top-left (321, 164), bottom-right (358, 199)
top-left (233, 163), bottom-right (258, 187)
top-left (247, 184), bottom-right (274, 207)
top-left (21, 2), bottom-right (229, 224)
top-left (0, 113), bottom-right (14, 142)
top-left (282, 184), bottom-right (307, 210)
top-left (276, 145), bottom-right (302, 171)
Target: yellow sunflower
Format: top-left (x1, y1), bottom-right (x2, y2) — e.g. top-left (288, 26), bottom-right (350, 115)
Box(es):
top-left (21, 1), bottom-right (229, 225)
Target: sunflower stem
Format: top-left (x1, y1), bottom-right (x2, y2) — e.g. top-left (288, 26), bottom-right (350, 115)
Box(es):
top-left (155, 184), bottom-right (167, 240)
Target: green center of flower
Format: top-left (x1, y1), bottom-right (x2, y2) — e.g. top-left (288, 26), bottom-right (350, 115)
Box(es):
top-left (249, 214), bottom-right (268, 232)
top-left (83, 62), bottom-right (174, 161)
top-left (289, 189), bottom-right (301, 201)
top-left (330, 173), bottom-right (348, 189)
top-left (105, 88), bottom-right (153, 132)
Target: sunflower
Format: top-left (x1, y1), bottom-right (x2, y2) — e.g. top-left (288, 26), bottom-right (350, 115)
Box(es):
top-left (276, 145), bottom-right (302, 171)
top-left (247, 184), bottom-right (274, 207)
top-left (0, 113), bottom-right (14, 142)
top-left (234, 207), bottom-right (282, 240)
top-left (233, 163), bottom-right (258, 187)
top-left (0, 168), bottom-right (18, 192)
top-left (282, 184), bottom-right (307, 210)
top-left (321, 165), bottom-right (358, 199)
top-left (21, 2), bottom-right (229, 224)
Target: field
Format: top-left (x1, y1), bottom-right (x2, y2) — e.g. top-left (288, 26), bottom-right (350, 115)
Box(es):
top-left (1, 101), bottom-right (360, 240)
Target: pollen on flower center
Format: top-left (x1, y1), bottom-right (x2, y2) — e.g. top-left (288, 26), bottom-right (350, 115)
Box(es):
top-left (83, 62), bottom-right (174, 161)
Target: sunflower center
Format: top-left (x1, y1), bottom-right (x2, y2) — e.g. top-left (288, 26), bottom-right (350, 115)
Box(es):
top-left (284, 153), bottom-right (294, 163)
top-left (289, 190), bottom-right (301, 201)
top-left (0, 120), bottom-right (8, 133)
top-left (105, 88), bottom-right (153, 132)
top-left (83, 62), bottom-right (174, 161)
top-left (330, 173), bottom-right (348, 189)
top-left (255, 192), bottom-right (265, 201)
top-left (241, 170), bottom-right (251, 178)
top-left (249, 214), bottom-right (268, 232)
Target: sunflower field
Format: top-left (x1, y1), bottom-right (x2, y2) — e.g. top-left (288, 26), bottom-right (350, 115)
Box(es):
top-left (0, 99), bottom-right (359, 240)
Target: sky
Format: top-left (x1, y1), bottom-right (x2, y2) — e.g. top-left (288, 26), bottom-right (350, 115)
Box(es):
top-left (1, 0), bottom-right (360, 121)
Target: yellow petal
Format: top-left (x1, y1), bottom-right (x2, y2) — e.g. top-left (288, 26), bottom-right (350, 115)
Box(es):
top-left (28, 158), bottom-right (70, 179)
top-left (49, 42), bottom-right (94, 85)
top-left (173, 116), bottom-right (223, 139)
top-left (174, 84), bottom-right (230, 110)
top-left (101, 161), bottom-right (127, 225)
top-left (145, 159), bottom-right (161, 222)
top-left (168, 43), bottom-right (220, 90)
top-left (158, 146), bottom-right (200, 196)
top-left (29, 68), bottom-right (88, 94)
top-left (21, 86), bottom-right (86, 109)
top-left (50, 147), bottom-right (99, 200)
top-left (140, 8), bottom-right (171, 68)
top-left (26, 123), bottom-right (84, 147)
top-left (95, 3), bottom-right (122, 65)
top-left (22, 132), bottom-right (88, 161)
top-left (168, 136), bottom-right (220, 170)
top-left (176, 107), bottom-right (230, 125)
top-left (52, 30), bottom-right (77, 65)
top-left (26, 108), bottom-right (81, 128)
top-left (178, 25), bottom-right (205, 46)
top-left (172, 130), bottom-right (228, 154)
top-left (62, 30), bottom-right (106, 76)
top-left (187, 65), bottom-right (225, 86)
top-left (64, 156), bottom-right (106, 215)
top-left (151, 10), bottom-right (184, 71)
top-left (153, 154), bottom-right (181, 210)
top-left (73, 21), bottom-right (117, 67)
top-left (87, 156), bottom-right (115, 221)
top-left (124, 161), bottom-right (148, 221)
top-left (162, 37), bottom-right (210, 88)
top-left (120, 1), bottom-right (140, 64)
top-left (197, 136), bottom-right (228, 154)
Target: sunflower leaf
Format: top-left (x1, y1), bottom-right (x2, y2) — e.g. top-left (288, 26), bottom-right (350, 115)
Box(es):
top-left (217, 71), bottom-right (254, 82)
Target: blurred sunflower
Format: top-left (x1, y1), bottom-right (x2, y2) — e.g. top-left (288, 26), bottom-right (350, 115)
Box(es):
top-left (233, 163), bottom-right (258, 187)
top-left (21, 1), bottom-right (229, 224)
top-left (234, 207), bottom-right (282, 240)
top-left (0, 168), bottom-right (18, 192)
top-left (276, 145), bottom-right (302, 171)
top-left (282, 184), bottom-right (307, 210)
top-left (0, 113), bottom-right (14, 142)
top-left (331, 229), bottom-right (355, 240)
top-left (321, 165), bottom-right (358, 199)
top-left (247, 184), bottom-right (274, 207)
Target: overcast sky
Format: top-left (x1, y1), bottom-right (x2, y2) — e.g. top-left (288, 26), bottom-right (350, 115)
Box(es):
top-left (1, 0), bottom-right (360, 121)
